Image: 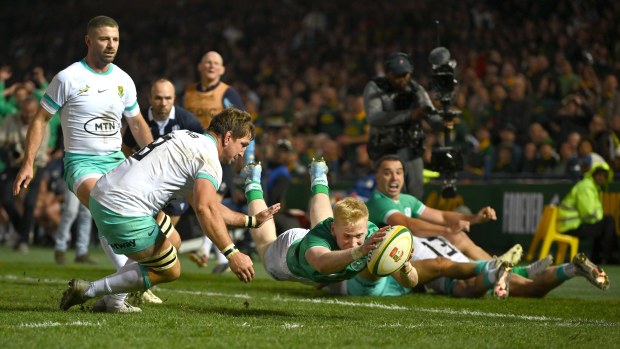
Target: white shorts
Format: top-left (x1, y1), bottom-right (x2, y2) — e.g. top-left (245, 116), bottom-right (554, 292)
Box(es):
top-left (411, 236), bottom-right (470, 294)
top-left (263, 228), bottom-right (318, 286)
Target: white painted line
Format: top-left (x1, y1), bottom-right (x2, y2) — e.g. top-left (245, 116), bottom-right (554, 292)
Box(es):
top-left (2, 274), bottom-right (618, 328)
top-left (18, 321), bottom-right (103, 328)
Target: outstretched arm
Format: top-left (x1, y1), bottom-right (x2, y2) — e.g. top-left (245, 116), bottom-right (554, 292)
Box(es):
top-left (305, 228), bottom-right (387, 274)
top-left (218, 201), bottom-right (280, 228)
top-left (193, 178), bottom-right (254, 283)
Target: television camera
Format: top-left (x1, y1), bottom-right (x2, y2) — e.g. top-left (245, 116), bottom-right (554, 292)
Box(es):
top-left (427, 46), bottom-right (463, 198)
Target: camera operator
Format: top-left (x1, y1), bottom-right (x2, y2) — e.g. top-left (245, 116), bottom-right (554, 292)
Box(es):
top-left (364, 52), bottom-right (435, 199)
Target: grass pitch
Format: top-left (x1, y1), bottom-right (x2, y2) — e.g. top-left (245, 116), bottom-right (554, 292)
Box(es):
top-left (0, 245), bottom-right (618, 349)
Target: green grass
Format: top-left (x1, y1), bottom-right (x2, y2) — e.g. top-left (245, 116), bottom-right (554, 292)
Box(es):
top-left (0, 245), bottom-right (619, 349)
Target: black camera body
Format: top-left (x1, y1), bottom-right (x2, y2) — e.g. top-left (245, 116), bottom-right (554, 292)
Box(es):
top-left (427, 47), bottom-right (463, 198)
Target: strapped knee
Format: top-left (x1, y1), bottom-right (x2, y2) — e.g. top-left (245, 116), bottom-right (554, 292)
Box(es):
top-left (138, 245), bottom-right (178, 271)
top-left (157, 213), bottom-right (175, 238)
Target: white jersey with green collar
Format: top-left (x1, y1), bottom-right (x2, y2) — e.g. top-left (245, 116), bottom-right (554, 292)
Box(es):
top-left (91, 130), bottom-right (222, 216)
top-left (40, 59), bottom-right (140, 155)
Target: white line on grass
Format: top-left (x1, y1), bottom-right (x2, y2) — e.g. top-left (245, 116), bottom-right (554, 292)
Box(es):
top-left (18, 320), bottom-right (104, 328)
top-left (3, 274), bottom-right (618, 328)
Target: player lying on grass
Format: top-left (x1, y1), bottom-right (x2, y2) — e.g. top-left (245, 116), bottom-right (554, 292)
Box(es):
top-left (237, 159), bottom-right (512, 296)
top-left (367, 154), bottom-right (522, 261)
top-left (59, 109), bottom-right (279, 311)
top-left (332, 235), bottom-right (610, 298)
top-left (235, 159), bottom-right (418, 287)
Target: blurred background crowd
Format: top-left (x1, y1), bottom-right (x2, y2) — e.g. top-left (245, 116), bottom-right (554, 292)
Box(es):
top-left (1, 0), bottom-right (620, 254)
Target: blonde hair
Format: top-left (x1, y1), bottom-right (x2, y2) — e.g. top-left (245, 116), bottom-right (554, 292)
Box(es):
top-left (333, 197), bottom-right (368, 226)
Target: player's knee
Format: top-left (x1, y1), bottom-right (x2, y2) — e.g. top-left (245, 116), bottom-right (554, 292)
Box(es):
top-left (139, 245), bottom-right (180, 282)
top-left (435, 257), bottom-right (450, 276)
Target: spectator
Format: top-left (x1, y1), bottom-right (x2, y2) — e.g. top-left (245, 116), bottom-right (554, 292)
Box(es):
top-left (598, 73), bottom-right (620, 122)
top-left (0, 97), bottom-right (49, 254)
top-left (54, 183), bottom-right (96, 265)
top-left (465, 127), bottom-right (494, 177)
top-left (265, 139), bottom-right (300, 235)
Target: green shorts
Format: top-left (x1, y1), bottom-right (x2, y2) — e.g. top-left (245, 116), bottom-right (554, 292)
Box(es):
top-left (347, 275), bottom-right (411, 297)
top-left (89, 198), bottom-right (164, 255)
top-left (63, 151), bottom-right (126, 192)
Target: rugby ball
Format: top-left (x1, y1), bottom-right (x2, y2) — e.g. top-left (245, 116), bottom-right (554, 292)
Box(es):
top-left (367, 225), bottom-right (414, 277)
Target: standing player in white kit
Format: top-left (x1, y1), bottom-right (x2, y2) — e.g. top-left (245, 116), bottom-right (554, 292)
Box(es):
top-left (13, 16), bottom-right (155, 312)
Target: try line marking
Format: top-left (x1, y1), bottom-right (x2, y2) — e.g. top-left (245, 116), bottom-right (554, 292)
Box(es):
top-left (2, 274), bottom-right (618, 328)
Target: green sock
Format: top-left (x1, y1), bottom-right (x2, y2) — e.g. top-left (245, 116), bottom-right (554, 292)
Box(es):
top-left (512, 266), bottom-right (528, 278)
top-left (244, 181), bottom-right (264, 202)
top-left (312, 184), bottom-right (329, 195)
top-left (555, 263), bottom-right (575, 281)
top-left (473, 260), bottom-right (489, 274)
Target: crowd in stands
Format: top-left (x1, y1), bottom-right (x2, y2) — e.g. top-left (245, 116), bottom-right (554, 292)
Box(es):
top-left (1, 0), bottom-right (620, 251)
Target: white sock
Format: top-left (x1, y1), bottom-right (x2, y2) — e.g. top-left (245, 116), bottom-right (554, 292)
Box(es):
top-left (100, 236), bottom-right (130, 270)
top-left (201, 236), bottom-right (213, 255)
top-left (215, 249), bottom-right (227, 264)
top-left (86, 262), bottom-right (144, 297)
top-left (99, 236), bottom-right (132, 303)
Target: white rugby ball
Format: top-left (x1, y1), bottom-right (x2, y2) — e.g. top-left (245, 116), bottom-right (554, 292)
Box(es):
top-left (367, 225), bottom-right (414, 277)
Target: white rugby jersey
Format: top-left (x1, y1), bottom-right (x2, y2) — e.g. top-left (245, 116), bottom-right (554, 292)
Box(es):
top-left (91, 130), bottom-right (222, 216)
top-left (41, 60), bottom-right (140, 155)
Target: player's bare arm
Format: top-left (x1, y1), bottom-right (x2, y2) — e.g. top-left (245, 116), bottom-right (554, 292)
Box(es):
top-left (193, 178), bottom-right (254, 282)
top-left (126, 112), bottom-right (154, 147)
top-left (387, 212), bottom-right (454, 237)
top-left (13, 107), bottom-right (52, 195)
top-left (217, 202), bottom-right (281, 228)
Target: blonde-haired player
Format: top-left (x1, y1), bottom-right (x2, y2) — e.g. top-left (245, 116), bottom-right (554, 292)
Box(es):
top-left (239, 159), bottom-right (418, 287)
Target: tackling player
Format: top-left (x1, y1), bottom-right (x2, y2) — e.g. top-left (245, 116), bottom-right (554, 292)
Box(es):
top-left (59, 109), bottom-right (279, 311)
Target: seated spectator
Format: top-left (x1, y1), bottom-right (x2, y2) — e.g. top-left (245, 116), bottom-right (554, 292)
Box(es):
top-left (0, 97), bottom-right (49, 254)
top-left (491, 143), bottom-right (518, 175)
top-left (577, 137), bottom-right (605, 175)
top-left (265, 139), bottom-right (299, 235)
top-left (465, 127), bottom-right (494, 177)
top-left (520, 142), bottom-right (538, 174)
top-left (536, 142), bottom-right (560, 174)
top-left (553, 141), bottom-right (581, 179)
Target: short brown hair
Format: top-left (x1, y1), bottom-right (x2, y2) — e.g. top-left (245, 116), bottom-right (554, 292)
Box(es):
top-left (87, 16), bottom-right (119, 35)
top-left (207, 108), bottom-right (255, 140)
top-left (375, 154), bottom-right (404, 171)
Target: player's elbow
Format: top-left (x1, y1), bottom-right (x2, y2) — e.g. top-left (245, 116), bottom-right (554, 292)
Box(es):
top-left (194, 201), bottom-right (217, 220)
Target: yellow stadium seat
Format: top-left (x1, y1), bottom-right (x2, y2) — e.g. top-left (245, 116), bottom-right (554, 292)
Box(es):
top-left (526, 205), bottom-right (579, 265)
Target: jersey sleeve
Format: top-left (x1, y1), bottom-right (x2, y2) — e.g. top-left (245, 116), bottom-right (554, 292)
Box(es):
top-left (121, 73), bottom-right (140, 118)
top-left (367, 192), bottom-right (399, 225)
top-left (404, 195), bottom-right (426, 217)
top-left (40, 73), bottom-right (68, 115)
top-left (196, 156), bottom-right (222, 191)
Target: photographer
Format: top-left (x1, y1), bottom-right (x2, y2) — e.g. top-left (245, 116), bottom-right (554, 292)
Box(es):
top-left (364, 52), bottom-right (435, 199)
